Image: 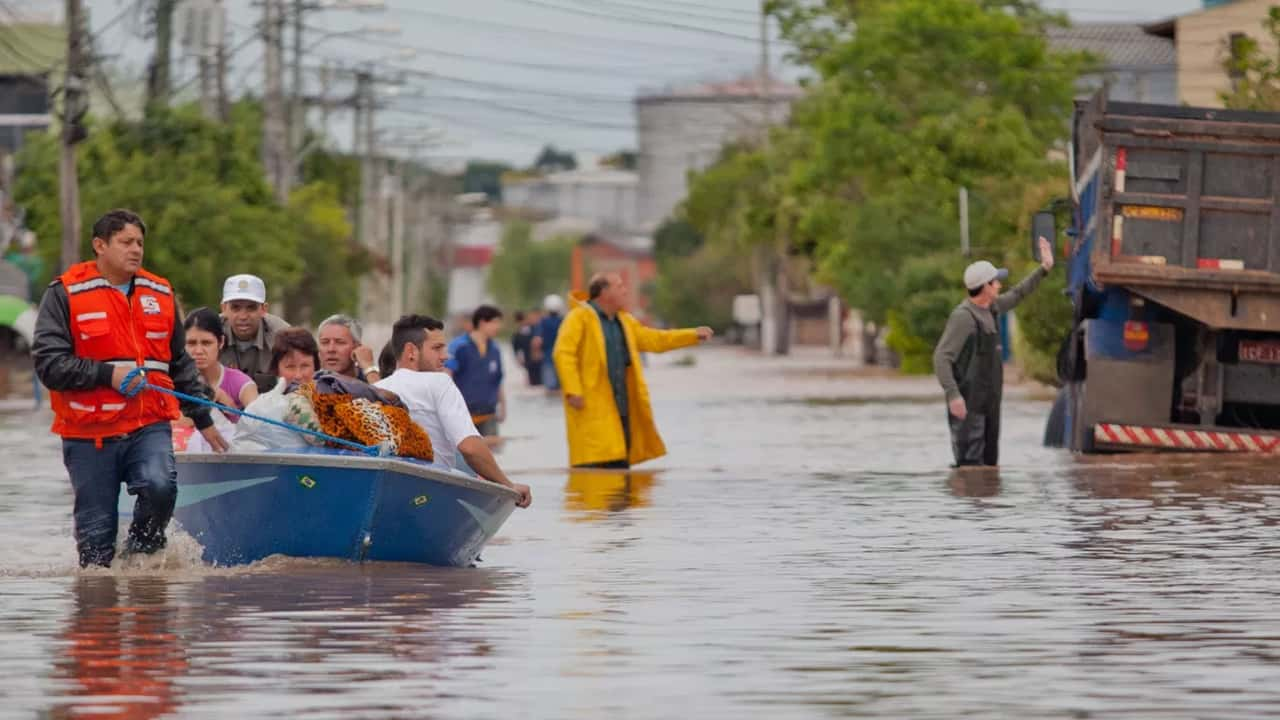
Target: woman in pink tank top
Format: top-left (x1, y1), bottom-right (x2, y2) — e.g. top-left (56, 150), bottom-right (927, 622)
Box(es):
top-left (181, 307), bottom-right (259, 422)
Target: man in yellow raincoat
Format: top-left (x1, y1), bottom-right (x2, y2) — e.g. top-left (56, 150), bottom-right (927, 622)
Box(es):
top-left (553, 272), bottom-right (713, 468)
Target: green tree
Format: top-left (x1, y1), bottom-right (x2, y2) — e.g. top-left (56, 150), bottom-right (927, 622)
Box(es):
top-left (486, 221), bottom-right (575, 311)
top-left (1220, 7), bottom-right (1280, 110)
top-left (13, 102), bottom-right (358, 313)
top-left (462, 161), bottom-right (512, 202)
top-left (650, 217), bottom-right (752, 330)
top-left (685, 0), bottom-right (1087, 371)
top-left (532, 144), bottom-right (577, 173)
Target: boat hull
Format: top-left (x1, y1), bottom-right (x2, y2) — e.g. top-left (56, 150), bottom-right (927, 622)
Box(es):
top-left (168, 451), bottom-right (517, 567)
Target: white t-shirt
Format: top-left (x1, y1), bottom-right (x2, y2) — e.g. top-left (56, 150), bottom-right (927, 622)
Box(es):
top-left (375, 369), bottom-right (480, 469)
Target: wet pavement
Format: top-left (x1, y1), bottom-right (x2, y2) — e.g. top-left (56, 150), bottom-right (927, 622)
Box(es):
top-left (2, 346), bottom-right (1279, 719)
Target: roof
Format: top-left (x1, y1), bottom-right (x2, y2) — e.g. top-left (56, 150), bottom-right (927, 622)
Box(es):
top-left (452, 245), bottom-right (494, 268)
top-left (637, 75), bottom-right (803, 103)
top-left (0, 23), bottom-right (65, 75)
top-left (582, 233), bottom-right (654, 258)
top-left (506, 168), bottom-right (638, 188)
top-left (1047, 22), bottom-right (1176, 68)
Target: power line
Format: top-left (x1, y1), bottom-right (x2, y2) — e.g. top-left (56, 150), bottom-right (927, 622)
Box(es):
top-left (300, 21), bottom-right (717, 80)
top-left (566, 0), bottom-right (759, 28)
top-left (381, 3), bottom-right (757, 57)
top-left (382, 106), bottom-right (622, 153)
top-left (376, 64), bottom-right (637, 105)
top-left (501, 0), bottom-right (767, 43)
top-left (391, 93), bottom-right (634, 130)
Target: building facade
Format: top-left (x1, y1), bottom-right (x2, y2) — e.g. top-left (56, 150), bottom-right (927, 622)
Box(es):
top-left (502, 168), bottom-right (638, 232)
top-left (634, 78), bottom-right (801, 232)
top-left (1168, 0), bottom-right (1276, 107)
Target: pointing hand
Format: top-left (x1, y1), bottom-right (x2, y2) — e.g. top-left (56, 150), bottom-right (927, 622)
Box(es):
top-left (1038, 236), bottom-right (1055, 272)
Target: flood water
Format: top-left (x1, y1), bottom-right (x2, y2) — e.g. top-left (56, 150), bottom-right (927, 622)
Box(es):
top-left (3, 347), bottom-right (1280, 719)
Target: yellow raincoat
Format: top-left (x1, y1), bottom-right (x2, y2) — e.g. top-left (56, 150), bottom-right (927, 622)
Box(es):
top-left (552, 294), bottom-right (700, 467)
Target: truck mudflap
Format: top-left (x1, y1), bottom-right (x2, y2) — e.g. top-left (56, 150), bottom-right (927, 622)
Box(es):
top-left (1094, 423), bottom-right (1280, 454)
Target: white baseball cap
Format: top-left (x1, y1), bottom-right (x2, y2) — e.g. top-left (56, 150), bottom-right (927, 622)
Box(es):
top-left (222, 274), bottom-right (267, 304)
top-left (543, 293), bottom-right (565, 312)
top-left (963, 261), bottom-right (1009, 290)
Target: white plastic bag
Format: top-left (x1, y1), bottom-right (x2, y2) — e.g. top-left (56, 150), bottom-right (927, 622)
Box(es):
top-left (230, 379), bottom-right (309, 451)
top-left (182, 408), bottom-right (236, 454)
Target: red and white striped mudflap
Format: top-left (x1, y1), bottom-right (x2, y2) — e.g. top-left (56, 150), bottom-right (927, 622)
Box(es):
top-left (1094, 423), bottom-right (1280, 453)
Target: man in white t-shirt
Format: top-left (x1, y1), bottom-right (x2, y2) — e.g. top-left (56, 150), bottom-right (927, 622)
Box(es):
top-left (376, 314), bottom-right (532, 508)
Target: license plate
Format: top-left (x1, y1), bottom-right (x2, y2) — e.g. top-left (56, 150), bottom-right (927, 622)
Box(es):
top-left (1239, 339), bottom-right (1280, 364)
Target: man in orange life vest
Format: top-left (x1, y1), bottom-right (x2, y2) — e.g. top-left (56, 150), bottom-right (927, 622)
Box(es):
top-left (32, 209), bottom-right (229, 568)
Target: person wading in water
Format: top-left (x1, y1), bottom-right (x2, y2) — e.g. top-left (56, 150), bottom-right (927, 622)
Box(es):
top-left (932, 237), bottom-right (1054, 467)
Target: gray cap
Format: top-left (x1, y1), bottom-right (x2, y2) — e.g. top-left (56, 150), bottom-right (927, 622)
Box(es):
top-left (963, 261), bottom-right (1009, 290)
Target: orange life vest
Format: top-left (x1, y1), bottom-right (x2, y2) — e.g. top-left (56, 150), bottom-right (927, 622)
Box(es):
top-left (49, 261), bottom-right (180, 440)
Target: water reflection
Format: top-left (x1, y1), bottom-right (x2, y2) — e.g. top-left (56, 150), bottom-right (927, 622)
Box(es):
top-left (51, 577), bottom-right (186, 720)
top-left (946, 467), bottom-right (1002, 498)
top-left (563, 470), bottom-right (658, 517)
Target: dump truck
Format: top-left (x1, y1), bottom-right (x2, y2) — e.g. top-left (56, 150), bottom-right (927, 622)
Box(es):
top-left (1045, 91), bottom-right (1280, 454)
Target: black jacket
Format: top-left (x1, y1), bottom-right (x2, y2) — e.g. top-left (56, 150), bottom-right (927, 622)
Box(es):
top-left (32, 278), bottom-right (215, 430)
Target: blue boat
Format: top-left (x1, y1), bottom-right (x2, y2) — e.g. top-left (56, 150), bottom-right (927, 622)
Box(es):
top-left (159, 450), bottom-right (518, 567)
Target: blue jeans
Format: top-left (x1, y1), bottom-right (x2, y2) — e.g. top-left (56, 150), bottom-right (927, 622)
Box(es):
top-left (541, 361), bottom-right (560, 391)
top-left (61, 422), bottom-right (177, 568)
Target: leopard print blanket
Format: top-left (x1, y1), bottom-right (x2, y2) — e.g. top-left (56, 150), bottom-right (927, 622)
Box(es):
top-left (289, 381), bottom-right (433, 461)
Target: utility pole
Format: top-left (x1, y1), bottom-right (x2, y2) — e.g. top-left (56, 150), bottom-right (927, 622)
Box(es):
top-left (291, 0), bottom-right (305, 165)
top-left (146, 0), bottom-right (178, 111)
top-left (755, 0), bottom-right (789, 355)
top-left (215, 24), bottom-right (230, 121)
top-left (262, 0), bottom-right (290, 204)
top-left (319, 62), bottom-right (332, 144)
top-left (59, 0), bottom-right (88, 272)
top-left (193, 0), bottom-right (226, 120)
top-left (959, 187), bottom-right (970, 256)
top-left (389, 160), bottom-right (405, 321)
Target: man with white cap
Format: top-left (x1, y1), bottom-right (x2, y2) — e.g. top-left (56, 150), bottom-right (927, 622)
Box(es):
top-left (532, 293), bottom-right (566, 391)
top-left (219, 273), bottom-right (290, 392)
top-left (933, 237), bottom-right (1054, 467)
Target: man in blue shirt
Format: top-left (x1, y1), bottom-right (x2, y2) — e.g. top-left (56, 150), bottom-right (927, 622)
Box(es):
top-left (445, 305), bottom-right (505, 436)
top-left (533, 293), bottom-right (565, 391)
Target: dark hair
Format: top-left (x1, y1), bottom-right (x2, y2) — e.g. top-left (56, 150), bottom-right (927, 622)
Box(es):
top-left (472, 304), bottom-right (503, 327)
top-left (182, 307), bottom-right (225, 347)
top-left (514, 310), bottom-right (525, 323)
top-left (269, 327), bottom-right (320, 374)
top-left (588, 273), bottom-right (612, 300)
top-left (967, 284), bottom-right (985, 298)
top-left (390, 314), bottom-right (444, 360)
top-left (378, 341), bottom-right (397, 378)
top-left (91, 209), bottom-right (146, 256)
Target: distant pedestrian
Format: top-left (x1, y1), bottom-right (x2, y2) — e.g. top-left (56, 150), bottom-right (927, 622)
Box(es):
top-left (445, 304), bottom-right (506, 437)
top-left (512, 309), bottom-right (543, 387)
top-left (534, 294), bottom-right (565, 391)
top-left (553, 272), bottom-right (713, 469)
top-left (933, 237), bottom-right (1054, 467)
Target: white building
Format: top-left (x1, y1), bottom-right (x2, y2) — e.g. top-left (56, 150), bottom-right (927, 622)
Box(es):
top-left (444, 206), bottom-right (501, 325)
top-left (635, 77), bottom-right (801, 231)
top-left (502, 167), bottom-right (639, 232)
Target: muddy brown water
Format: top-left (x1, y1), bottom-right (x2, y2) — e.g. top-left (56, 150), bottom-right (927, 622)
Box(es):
top-left (2, 348), bottom-right (1279, 719)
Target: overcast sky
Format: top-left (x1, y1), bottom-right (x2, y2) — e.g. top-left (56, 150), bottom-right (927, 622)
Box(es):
top-left (35, 0), bottom-right (1207, 167)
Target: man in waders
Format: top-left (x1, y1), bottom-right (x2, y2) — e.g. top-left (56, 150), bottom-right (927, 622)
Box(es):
top-left (932, 237), bottom-right (1054, 467)
top-left (32, 209), bottom-right (229, 568)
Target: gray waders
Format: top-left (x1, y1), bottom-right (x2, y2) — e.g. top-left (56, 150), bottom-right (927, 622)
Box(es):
top-left (948, 304), bottom-right (1003, 467)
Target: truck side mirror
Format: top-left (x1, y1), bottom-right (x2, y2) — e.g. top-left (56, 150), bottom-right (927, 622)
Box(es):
top-left (1032, 211), bottom-right (1056, 262)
